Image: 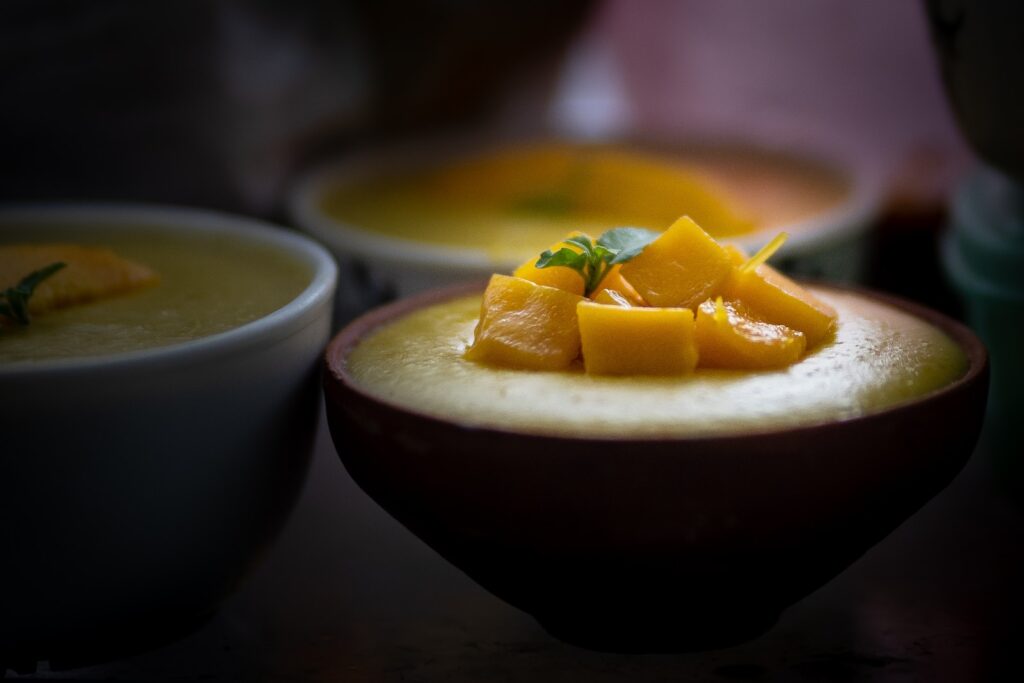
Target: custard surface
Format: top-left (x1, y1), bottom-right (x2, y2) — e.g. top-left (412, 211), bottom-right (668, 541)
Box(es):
top-left (0, 228), bottom-right (311, 363)
top-left (320, 144), bottom-right (849, 265)
top-left (347, 289), bottom-right (968, 438)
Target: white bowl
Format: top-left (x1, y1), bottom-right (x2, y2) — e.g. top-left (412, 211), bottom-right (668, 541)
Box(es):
top-left (0, 204), bottom-right (337, 668)
top-left (289, 137), bottom-right (881, 306)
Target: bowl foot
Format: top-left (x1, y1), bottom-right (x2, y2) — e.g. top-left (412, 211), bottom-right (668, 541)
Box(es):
top-left (538, 609), bottom-right (779, 653)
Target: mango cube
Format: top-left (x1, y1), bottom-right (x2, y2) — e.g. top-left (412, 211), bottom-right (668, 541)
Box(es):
top-left (0, 244), bottom-right (158, 315)
top-left (590, 265), bottom-right (646, 306)
top-left (512, 233), bottom-right (586, 295)
top-left (695, 298), bottom-right (806, 369)
top-left (722, 243), bottom-right (748, 266)
top-left (620, 216), bottom-right (734, 309)
top-left (725, 264), bottom-right (837, 347)
top-left (592, 288), bottom-right (632, 307)
top-left (577, 301), bottom-right (698, 375)
top-left (465, 274), bottom-right (583, 370)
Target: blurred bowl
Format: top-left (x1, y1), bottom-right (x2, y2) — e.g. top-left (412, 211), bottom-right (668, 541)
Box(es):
top-left (0, 204), bottom-right (336, 668)
top-left (323, 281), bottom-right (986, 652)
top-left (943, 166), bottom-right (1024, 489)
top-left (290, 136), bottom-right (881, 311)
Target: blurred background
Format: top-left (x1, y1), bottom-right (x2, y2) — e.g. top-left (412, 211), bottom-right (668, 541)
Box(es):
top-left (0, 0), bottom-right (969, 218)
top-left (2, 0), bottom-right (987, 319)
top-left (6, 1), bottom-right (1024, 679)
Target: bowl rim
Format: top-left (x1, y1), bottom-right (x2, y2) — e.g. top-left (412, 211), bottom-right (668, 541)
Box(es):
top-left (0, 202), bottom-right (338, 378)
top-left (324, 280), bottom-right (988, 444)
top-left (290, 134), bottom-right (883, 274)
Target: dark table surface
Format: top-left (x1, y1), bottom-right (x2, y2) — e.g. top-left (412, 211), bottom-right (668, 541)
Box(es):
top-left (6, 406), bottom-right (1022, 683)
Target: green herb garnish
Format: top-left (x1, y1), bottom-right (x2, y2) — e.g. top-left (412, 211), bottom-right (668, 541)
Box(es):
top-left (0, 262), bottom-right (66, 325)
top-left (535, 227), bottom-right (660, 296)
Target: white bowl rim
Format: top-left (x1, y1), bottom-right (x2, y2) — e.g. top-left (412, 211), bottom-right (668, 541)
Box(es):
top-left (0, 202), bottom-right (338, 378)
top-left (288, 134), bottom-right (883, 273)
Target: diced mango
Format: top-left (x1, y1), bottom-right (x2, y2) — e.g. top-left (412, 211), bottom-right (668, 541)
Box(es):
top-left (619, 216), bottom-right (734, 309)
top-left (512, 232), bottom-right (586, 295)
top-left (590, 265), bottom-right (646, 306)
top-left (725, 264), bottom-right (837, 347)
top-left (0, 244), bottom-right (158, 315)
top-left (577, 301), bottom-right (698, 375)
top-left (695, 297), bottom-right (806, 369)
top-left (465, 274), bottom-right (583, 370)
top-left (592, 288), bottom-right (632, 307)
top-left (722, 243), bottom-right (748, 267)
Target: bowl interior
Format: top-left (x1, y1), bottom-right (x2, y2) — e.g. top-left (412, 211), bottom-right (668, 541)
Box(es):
top-left (0, 203), bottom-right (337, 374)
top-left (292, 136), bottom-right (881, 280)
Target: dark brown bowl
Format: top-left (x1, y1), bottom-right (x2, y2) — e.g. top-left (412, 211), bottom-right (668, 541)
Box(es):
top-left (323, 282), bottom-right (988, 652)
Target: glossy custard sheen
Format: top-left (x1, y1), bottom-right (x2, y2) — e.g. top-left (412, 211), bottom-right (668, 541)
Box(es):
top-left (0, 228), bottom-right (311, 363)
top-left (347, 289), bottom-right (968, 438)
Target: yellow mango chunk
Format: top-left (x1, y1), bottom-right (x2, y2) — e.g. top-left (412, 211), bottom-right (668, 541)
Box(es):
top-left (0, 244), bottom-right (158, 315)
top-left (722, 243), bottom-right (748, 266)
top-left (577, 301), bottom-right (698, 375)
top-left (465, 274), bottom-right (583, 370)
top-left (695, 297), bottom-right (806, 369)
top-left (725, 264), bottom-right (837, 347)
top-left (619, 216), bottom-right (734, 309)
top-left (592, 289), bottom-right (631, 306)
top-left (512, 232), bottom-right (586, 295)
top-left (590, 265), bottom-right (646, 306)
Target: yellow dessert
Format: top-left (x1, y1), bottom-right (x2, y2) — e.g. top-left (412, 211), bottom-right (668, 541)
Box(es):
top-left (512, 233), bottom-right (585, 295)
top-left (0, 232), bottom-right (311, 363)
top-left (590, 266), bottom-right (646, 306)
top-left (347, 289), bottom-right (968, 438)
top-left (464, 274), bottom-right (583, 371)
top-left (694, 297), bottom-right (806, 370)
top-left (724, 260), bottom-right (837, 348)
top-left (1, 244), bottom-right (157, 316)
top-left (619, 216), bottom-right (734, 309)
top-left (464, 216), bottom-right (836, 376)
top-left (578, 302), bottom-right (698, 375)
top-left (317, 141), bottom-right (859, 268)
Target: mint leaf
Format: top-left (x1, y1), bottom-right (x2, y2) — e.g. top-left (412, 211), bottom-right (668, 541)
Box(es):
top-left (563, 235), bottom-right (595, 256)
top-left (536, 247), bottom-right (586, 270)
top-left (0, 261), bottom-right (65, 326)
top-left (598, 227), bottom-right (661, 265)
top-left (533, 226), bottom-right (659, 297)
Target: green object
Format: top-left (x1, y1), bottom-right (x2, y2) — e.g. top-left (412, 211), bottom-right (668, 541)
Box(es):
top-left (943, 166), bottom-right (1024, 492)
top-left (535, 227), bottom-right (659, 296)
top-left (0, 262), bottom-right (66, 326)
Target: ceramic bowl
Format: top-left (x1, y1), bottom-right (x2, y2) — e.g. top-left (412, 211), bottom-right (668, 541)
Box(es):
top-left (290, 137), bottom-right (881, 310)
top-left (0, 204), bottom-right (337, 669)
top-left (322, 282), bottom-right (987, 652)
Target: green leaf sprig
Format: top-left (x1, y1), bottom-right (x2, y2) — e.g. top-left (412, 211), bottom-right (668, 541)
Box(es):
top-left (535, 227), bottom-right (660, 296)
top-left (0, 262), bottom-right (66, 326)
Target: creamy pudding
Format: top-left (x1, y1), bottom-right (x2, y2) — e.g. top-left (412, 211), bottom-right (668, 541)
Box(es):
top-left (318, 142), bottom-right (850, 265)
top-left (0, 228), bottom-right (312, 363)
top-left (346, 287), bottom-right (968, 438)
